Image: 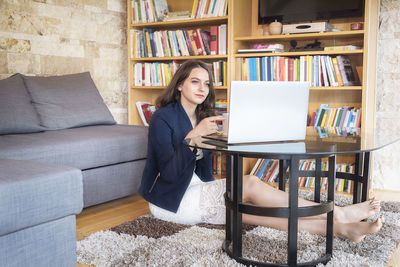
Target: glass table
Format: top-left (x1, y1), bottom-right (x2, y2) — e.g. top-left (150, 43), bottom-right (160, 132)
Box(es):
top-left (187, 134), bottom-right (400, 267)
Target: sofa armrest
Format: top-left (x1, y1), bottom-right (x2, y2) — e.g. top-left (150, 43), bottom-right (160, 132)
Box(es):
top-left (0, 159), bottom-right (83, 236)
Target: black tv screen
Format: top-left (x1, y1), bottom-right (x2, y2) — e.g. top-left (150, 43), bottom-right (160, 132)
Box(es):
top-left (259, 0), bottom-right (364, 24)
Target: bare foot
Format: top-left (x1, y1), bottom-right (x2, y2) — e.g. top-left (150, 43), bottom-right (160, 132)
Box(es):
top-left (335, 198), bottom-right (381, 223)
top-left (336, 216), bottom-right (384, 243)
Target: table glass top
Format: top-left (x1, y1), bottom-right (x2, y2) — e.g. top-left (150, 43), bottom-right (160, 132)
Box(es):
top-left (187, 133), bottom-right (400, 157)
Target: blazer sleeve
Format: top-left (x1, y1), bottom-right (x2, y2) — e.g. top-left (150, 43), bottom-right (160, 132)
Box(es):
top-left (149, 113), bottom-right (196, 184)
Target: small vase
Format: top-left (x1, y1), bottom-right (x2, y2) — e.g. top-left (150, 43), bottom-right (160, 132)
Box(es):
top-left (269, 20), bottom-right (282, 35)
top-left (262, 25), bottom-right (270, 36)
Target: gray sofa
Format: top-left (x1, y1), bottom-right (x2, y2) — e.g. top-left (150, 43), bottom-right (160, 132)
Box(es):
top-left (0, 73), bottom-right (148, 266)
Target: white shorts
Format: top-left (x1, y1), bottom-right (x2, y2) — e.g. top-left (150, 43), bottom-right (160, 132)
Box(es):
top-left (149, 173), bottom-right (226, 225)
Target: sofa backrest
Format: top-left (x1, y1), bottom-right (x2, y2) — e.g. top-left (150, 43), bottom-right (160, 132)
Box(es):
top-left (0, 74), bottom-right (44, 135)
top-left (0, 72), bottom-right (116, 134)
top-left (22, 72), bottom-right (116, 130)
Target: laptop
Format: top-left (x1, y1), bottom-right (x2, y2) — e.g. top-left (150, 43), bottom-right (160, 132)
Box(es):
top-left (204, 81), bottom-right (310, 145)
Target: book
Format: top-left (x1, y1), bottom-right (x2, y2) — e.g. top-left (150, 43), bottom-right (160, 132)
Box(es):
top-left (250, 159), bottom-right (263, 175)
top-left (171, 31), bottom-right (181, 56)
top-left (256, 159), bottom-right (270, 178)
top-left (187, 30), bottom-right (199, 56)
top-left (248, 58), bottom-right (257, 81)
top-left (176, 30), bottom-right (189, 56)
top-left (326, 56), bottom-right (338, 86)
top-left (144, 29), bottom-right (152, 57)
top-left (136, 102), bottom-right (156, 126)
top-left (238, 43), bottom-right (284, 53)
top-left (260, 160), bottom-right (274, 182)
top-left (165, 10), bottom-right (191, 20)
top-left (194, 28), bottom-right (206, 55)
top-left (336, 55), bottom-right (360, 86)
top-left (198, 0), bottom-right (208, 18)
top-left (152, 0), bottom-right (169, 21)
top-left (332, 58), bottom-right (344, 86)
top-left (146, 0), bottom-right (156, 22)
top-left (200, 30), bottom-right (211, 55)
top-left (324, 45), bottom-right (361, 51)
top-left (191, 0), bottom-right (199, 18)
top-left (320, 56), bottom-right (329, 86)
top-left (218, 24), bottom-right (227, 55)
top-left (210, 26), bottom-right (218, 55)
top-left (182, 30), bottom-right (193, 56)
top-left (265, 160), bottom-right (278, 182)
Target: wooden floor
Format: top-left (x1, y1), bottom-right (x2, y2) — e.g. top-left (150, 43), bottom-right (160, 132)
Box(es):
top-left (76, 190), bottom-right (400, 267)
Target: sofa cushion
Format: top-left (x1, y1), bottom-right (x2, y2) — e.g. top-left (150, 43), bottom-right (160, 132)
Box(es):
top-left (0, 74), bottom-right (44, 135)
top-left (22, 72), bottom-right (116, 130)
top-left (0, 159), bottom-right (83, 236)
top-left (0, 125), bottom-right (148, 170)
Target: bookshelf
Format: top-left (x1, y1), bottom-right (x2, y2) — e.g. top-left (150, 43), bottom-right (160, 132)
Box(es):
top-left (127, 0), bottom-right (229, 125)
top-left (127, 0), bottom-right (380, 183)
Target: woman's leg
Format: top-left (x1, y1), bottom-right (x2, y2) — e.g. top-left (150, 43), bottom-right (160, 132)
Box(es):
top-left (242, 213), bottom-right (384, 243)
top-left (241, 175), bottom-right (380, 223)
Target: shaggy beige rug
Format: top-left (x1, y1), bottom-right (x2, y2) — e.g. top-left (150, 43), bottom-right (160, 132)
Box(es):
top-left (77, 194), bottom-right (400, 267)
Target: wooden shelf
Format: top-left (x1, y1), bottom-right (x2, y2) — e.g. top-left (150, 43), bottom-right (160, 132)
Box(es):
top-left (234, 30), bottom-right (365, 42)
top-left (310, 86), bottom-right (362, 91)
top-left (129, 16), bottom-right (228, 29)
top-left (234, 49), bottom-right (363, 58)
top-left (130, 55), bottom-right (228, 61)
top-left (305, 127), bottom-right (360, 143)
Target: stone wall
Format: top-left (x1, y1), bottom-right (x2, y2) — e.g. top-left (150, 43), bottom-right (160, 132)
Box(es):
top-left (374, 0), bottom-right (400, 190)
top-left (0, 0), bottom-right (128, 123)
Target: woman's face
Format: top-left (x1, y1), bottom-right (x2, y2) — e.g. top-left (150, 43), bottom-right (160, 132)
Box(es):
top-left (179, 67), bottom-right (210, 109)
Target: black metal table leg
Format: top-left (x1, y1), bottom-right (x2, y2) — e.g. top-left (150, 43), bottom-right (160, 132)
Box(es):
top-left (361, 152), bottom-right (371, 202)
top-left (279, 159), bottom-right (285, 191)
top-left (225, 154), bottom-right (233, 244)
top-left (232, 154), bottom-right (243, 258)
top-left (326, 156), bottom-right (336, 255)
top-left (288, 157), bottom-right (299, 265)
top-left (353, 153), bottom-right (363, 204)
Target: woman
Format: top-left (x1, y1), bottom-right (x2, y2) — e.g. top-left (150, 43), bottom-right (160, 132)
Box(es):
top-left (139, 60), bottom-right (383, 243)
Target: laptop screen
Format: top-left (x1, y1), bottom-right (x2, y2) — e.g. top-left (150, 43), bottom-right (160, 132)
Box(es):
top-left (227, 81), bottom-right (310, 144)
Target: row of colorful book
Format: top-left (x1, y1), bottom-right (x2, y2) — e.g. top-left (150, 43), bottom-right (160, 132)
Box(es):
top-left (251, 159), bottom-right (355, 193)
top-left (133, 60), bottom-right (227, 86)
top-left (131, 0), bottom-right (169, 23)
top-left (191, 0), bottom-right (228, 19)
top-left (215, 99), bottom-right (227, 114)
top-left (250, 159), bottom-right (282, 184)
top-left (310, 104), bottom-right (361, 137)
top-left (215, 99), bottom-right (227, 131)
top-left (211, 61), bottom-right (227, 86)
top-left (133, 61), bottom-right (181, 86)
top-left (131, 26), bottom-right (227, 58)
top-left (212, 151), bottom-right (226, 177)
top-left (239, 55), bottom-right (359, 87)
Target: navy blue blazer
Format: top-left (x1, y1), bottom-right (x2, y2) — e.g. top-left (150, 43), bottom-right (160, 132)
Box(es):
top-left (139, 101), bottom-right (215, 213)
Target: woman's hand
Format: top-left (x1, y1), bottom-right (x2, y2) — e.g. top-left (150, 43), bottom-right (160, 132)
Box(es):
top-left (185, 115), bottom-right (225, 140)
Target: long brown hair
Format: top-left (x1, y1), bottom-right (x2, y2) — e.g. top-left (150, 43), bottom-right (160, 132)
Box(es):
top-left (155, 60), bottom-right (216, 122)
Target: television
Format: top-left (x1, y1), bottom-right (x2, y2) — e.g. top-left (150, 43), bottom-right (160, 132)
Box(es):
top-left (258, 0), bottom-right (364, 25)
